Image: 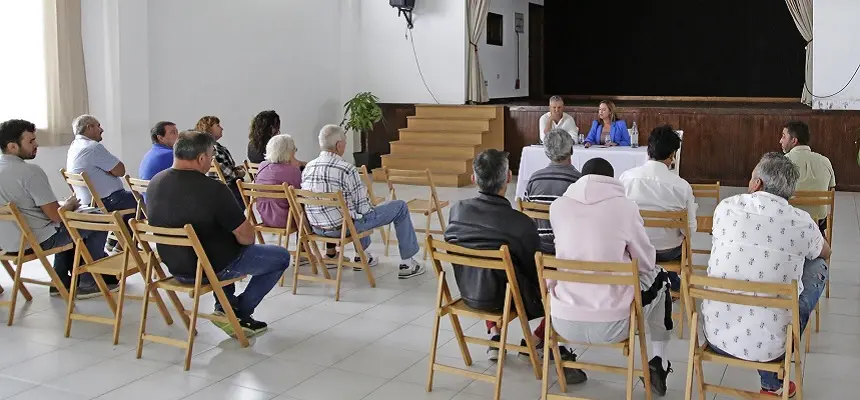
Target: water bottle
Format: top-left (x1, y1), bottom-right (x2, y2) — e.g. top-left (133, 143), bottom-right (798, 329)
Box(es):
top-left (631, 121), bottom-right (640, 148)
top-left (578, 133), bottom-right (584, 145)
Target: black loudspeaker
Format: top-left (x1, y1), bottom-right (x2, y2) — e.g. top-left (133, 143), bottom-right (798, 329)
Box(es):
top-left (390, 0), bottom-right (415, 10)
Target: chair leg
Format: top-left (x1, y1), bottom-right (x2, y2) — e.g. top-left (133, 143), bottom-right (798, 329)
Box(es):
top-left (782, 331), bottom-right (794, 400)
top-left (552, 330), bottom-right (567, 394)
top-left (493, 289), bottom-right (514, 400)
top-left (626, 311), bottom-right (637, 400)
top-left (183, 290), bottom-right (202, 371)
top-left (422, 213), bottom-right (432, 260)
top-left (815, 302), bottom-right (820, 332)
top-left (354, 240), bottom-right (376, 288)
top-left (635, 306), bottom-right (653, 400)
top-left (825, 280), bottom-right (830, 298)
top-left (136, 262), bottom-right (155, 360)
top-left (426, 275), bottom-right (445, 392)
top-left (64, 264), bottom-right (81, 337)
top-left (685, 313), bottom-right (698, 400)
top-left (6, 260), bottom-right (24, 326)
top-left (112, 273), bottom-right (129, 345)
top-left (155, 265), bottom-right (189, 330)
top-left (540, 325), bottom-right (553, 398)
top-left (333, 243), bottom-right (345, 302)
top-left (1, 261), bottom-right (31, 301)
top-left (677, 294), bottom-right (685, 339)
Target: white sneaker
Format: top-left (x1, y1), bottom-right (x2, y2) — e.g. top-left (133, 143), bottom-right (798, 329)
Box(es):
top-left (398, 259), bottom-right (426, 279)
top-left (353, 252), bottom-right (378, 270)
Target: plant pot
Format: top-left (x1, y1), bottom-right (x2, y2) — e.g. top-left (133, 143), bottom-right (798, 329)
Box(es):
top-left (353, 151), bottom-right (381, 170)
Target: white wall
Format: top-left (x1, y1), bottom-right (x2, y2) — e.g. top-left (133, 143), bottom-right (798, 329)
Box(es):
top-left (345, 0), bottom-right (467, 104)
top-left (479, 0), bottom-right (535, 99)
top-left (812, 0), bottom-right (860, 109)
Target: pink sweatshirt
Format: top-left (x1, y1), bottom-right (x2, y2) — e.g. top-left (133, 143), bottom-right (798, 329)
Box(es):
top-left (548, 174), bottom-right (658, 322)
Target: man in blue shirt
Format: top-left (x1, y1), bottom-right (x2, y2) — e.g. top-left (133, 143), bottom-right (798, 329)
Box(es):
top-left (139, 121), bottom-right (178, 180)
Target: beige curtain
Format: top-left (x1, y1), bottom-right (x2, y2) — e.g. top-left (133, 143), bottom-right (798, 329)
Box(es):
top-left (467, 0), bottom-right (491, 104)
top-left (41, 0), bottom-right (88, 146)
top-left (786, 0), bottom-right (813, 105)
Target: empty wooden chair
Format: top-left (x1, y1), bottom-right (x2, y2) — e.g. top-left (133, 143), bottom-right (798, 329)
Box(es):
top-left (683, 272), bottom-right (803, 400)
top-left (535, 253), bottom-right (653, 400)
top-left (0, 203), bottom-right (74, 325)
top-left (59, 210), bottom-right (174, 344)
top-left (243, 160), bottom-right (260, 181)
top-left (640, 210), bottom-right (692, 338)
top-left (131, 220), bottom-right (249, 371)
top-left (690, 182), bottom-right (720, 274)
top-left (287, 187), bottom-right (375, 301)
top-left (123, 176), bottom-right (150, 219)
top-left (381, 168), bottom-right (449, 259)
top-left (425, 236), bottom-right (541, 400)
top-left (517, 198), bottom-right (550, 220)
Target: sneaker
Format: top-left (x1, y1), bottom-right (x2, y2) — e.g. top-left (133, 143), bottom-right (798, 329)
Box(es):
top-left (520, 340), bottom-right (588, 384)
top-left (644, 356), bottom-right (672, 396)
top-left (352, 253), bottom-right (379, 270)
top-left (239, 316), bottom-right (268, 335)
top-left (398, 259), bottom-right (426, 279)
top-left (487, 334), bottom-right (501, 361)
top-left (75, 284), bottom-right (106, 300)
top-left (324, 253), bottom-right (349, 270)
top-left (49, 286), bottom-right (61, 297)
top-left (761, 381), bottom-right (796, 398)
top-left (210, 310), bottom-right (242, 337)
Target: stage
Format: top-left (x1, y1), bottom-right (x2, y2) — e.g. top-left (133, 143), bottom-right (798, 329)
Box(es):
top-left (371, 99), bottom-right (860, 191)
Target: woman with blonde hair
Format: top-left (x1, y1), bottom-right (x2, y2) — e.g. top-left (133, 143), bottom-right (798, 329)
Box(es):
top-left (584, 100), bottom-right (630, 147)
top-left (253, 134), bottom-right (302, 228)
top-left (195, 116), bottom-right (245, 208)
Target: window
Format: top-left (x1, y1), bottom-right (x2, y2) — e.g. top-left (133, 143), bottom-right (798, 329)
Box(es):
top-left (0, 1), bottom-right (48, 128)
top-left (486, 12), bottom-right (503, 46)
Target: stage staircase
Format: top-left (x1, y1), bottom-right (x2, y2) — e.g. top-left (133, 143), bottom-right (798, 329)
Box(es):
top-left (372, 104), bottom-right (505, 187)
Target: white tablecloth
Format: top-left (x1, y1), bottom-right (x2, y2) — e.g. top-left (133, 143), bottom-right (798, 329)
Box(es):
top-left (514, 145), bottom-right (650, 199)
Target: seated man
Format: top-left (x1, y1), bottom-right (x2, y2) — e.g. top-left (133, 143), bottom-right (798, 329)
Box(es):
top-left (67, 115), bottom-right (137, 214)
top-left (445, 149), bottom-right (587, 384)
top-left (147, 130), bottom-right (290, 337)
top-left (780, 120), bottom-right (836, 234)
top-left (538, 96), bottom-right (579, 143)
top-left (524, 128), bottom-right (581, 254)
top-left (703, 152), bottom-right (830, 398)
top-left (0, 119), bottom-right (112, 298)
top-left (549, 157), bottom-right (673, 396)
top-left (301, 124), bottom-right (424, 278)
top-left (139, 121), bottom-right (178, 180)
top-left (619, 125), bottom-right (697, 290)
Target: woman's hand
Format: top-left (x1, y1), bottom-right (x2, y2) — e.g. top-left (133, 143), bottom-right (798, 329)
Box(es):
top-left (584, 142), bottom-right (592, 148)
top-left (234, 168), bottom-right (246, 178)
top-left (607, 141), bottom-right (617, 147)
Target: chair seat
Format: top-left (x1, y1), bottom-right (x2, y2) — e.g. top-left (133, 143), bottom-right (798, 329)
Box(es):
top-left (444, 298), bottom-right (517, 322)
top-left (254, 225), bottom-right (298, 235)
top-left (0, 243), bottom-right (73, 262)
top-left (154, 275), bottom-right (246, 297)
top-left (407, 199), bottom-right (450, 214)
top-left (83, 253), bottom-right (140, 275)
top-left (307, 229), bottom-right (373, 244)
top-left (697, 216), bottom-right (713, 233)
top-left (659, 260), bottom-right (683, 273)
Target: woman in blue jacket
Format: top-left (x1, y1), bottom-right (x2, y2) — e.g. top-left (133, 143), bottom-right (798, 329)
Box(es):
top-left (584, 100), bottom-right (630, 147)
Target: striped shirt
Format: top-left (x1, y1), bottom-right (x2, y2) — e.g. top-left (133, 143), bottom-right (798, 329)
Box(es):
top-left (301, 152), bottom-right (373, 229)
top-left (524, 163), bottom-right (582, 253)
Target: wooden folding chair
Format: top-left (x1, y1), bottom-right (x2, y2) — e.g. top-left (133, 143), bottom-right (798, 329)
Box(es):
top-left (535, 253), bottom-right (653, 400)
top-left (425, 236), bottom-right (541, 400)
top-left (131, 220), bottom-right (249, 371)
top-left (123, 176), bottom-right (150, 219)
top-left (288, 187), bottom-right (375, 301)
top-left (209, 159), bottom-right (228, 184)
top-left (243, 160), bottom-right (260, 181)
top-left (61, 168), bottom-right (135, 255)
top-left (381, 168), bottom-right (449, 259)
top-left (788, 189), bottom-right (834, 351)
top-left (59, 210), bottom-right (174, 344)
top-left (683, 273), bottom-right (803, 400)
top-left (358, 165), bottom-right (389, 243)
top-left (640, 210), bottom-right (692, 339)
top-left (517, 198), bottom-right (550, 220)
top-left (690, 182), bottom-right (720, 274)
top-left (0, 203), bottom-right (74, 325)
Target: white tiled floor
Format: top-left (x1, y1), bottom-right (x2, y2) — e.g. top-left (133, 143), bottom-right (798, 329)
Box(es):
top-left (0, 182), bottom-right (857, 399)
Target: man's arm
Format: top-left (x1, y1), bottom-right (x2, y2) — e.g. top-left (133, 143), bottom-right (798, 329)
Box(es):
top-left (108, 161), bottom-right (126, 177)
top-left (685, 186), bottom-right (698, 233)
top-left (345, 167), bottom-right (373, 216)
top-left (92, 144), bottom-right (125, 176)
top-left (212, 183), bottom-right (254, 245)
top-left (818, 240), bottom-right (832, 260)
top-left (231, 220), bottom-right (256, 245)
top-left (39, 197), bottom-right (79, 223)
top-left (561, 115), bottom-right (579, 135)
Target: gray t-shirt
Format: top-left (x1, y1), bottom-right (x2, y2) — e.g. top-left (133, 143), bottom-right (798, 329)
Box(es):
top-left (0, 155), bottom-right (58, 251)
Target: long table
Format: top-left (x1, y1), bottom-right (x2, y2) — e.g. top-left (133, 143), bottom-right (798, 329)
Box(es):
top-left (514, 145), bottom-right (650, 199)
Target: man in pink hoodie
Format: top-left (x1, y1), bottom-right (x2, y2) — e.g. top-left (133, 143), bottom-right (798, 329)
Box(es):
top-left (548, 158), bottom-right (674, 396)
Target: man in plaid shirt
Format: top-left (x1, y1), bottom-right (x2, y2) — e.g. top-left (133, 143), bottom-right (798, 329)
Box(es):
top-left (302, 124), bottom-right (425, 279)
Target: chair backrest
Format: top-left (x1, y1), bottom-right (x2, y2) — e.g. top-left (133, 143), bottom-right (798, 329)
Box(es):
top-left (691, 182), bottom-right (720, 201)
top-left (0, 203), bottom-right (43, 253)
top-left (357, 165), bottom-right (383, 205)
top-left (236, 181), bottom-right (294, 230)
top-left (209, 160), bottom-right (227, 184)
top-left (382, 167), bottom-right (441, 206)
top-left (789, 189), bottom-right (835, 244)
top-left (516, 198), bottom-right (550, 221)
top-left (288, 187), bottom-right (360, 239)
top-left (425, 236), bottom-right (524, 300)
top-left (130, 220), bottom-right (217, 281)
top-left (534, 253), bottom-right (643, 313)
top-left (123, 176), bottom-right (150, 219)
top-left (60, 168), bottom-right (108, 212)
top-left (243, 160), bottom-right (260, 181)
top-left (640, 209), bottom-right (691, 268)
top-left (60, 210), bottom-right (139, 266)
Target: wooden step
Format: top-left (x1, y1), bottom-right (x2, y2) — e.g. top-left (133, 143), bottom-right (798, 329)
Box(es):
top-left (389, 141), bottom-right (478, 158)
top-left (398, 128), bottom-right (486, 144)
top-left (407, 116), bottom-right (490, 131)
top-left (381, 154), bottom-right (472, 174)
top-left (372, 168), bottom-right (472, 187)
top-left (415, 104), bottom-right (499, 119)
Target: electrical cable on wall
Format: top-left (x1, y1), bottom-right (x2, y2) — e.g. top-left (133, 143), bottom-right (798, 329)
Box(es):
top-left (405, 25), bottom-right (440, 104)
top-left (804, 61), bottom-right (860, 98)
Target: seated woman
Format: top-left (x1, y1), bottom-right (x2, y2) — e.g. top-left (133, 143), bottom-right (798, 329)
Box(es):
top-left (584, 100), bottom-right (630, 147)
top-left (548, 157), bottom-right (673, 396)
top-left (253, 134), bottom-right (302, 228)
top-left (195, 116), bottom-right (246, 209)
top-left (247, 110), bottom-right (306, 168)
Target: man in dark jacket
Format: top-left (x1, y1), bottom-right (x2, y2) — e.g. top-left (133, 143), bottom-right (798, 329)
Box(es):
top-left (444, 149), bottom-right (586, 384)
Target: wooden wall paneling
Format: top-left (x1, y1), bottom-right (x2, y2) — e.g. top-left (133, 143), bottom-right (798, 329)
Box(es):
top-left (506, 109), bottom-right (542, 171)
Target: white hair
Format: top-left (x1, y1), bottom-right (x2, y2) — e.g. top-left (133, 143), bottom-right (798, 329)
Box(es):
top-left (264, 134), bottom-right (296, 163)
top-left (549, 95), bottom-right (564, 105)
top-left (72, 114), bottom-right (99, 136)
top-left (318, 124), bottom-right (346, 151)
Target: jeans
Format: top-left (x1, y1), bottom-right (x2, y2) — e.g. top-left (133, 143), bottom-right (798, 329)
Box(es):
top-left (40, 225), bottom-right (108, 289)
top-left (708, 257), bottom-right (828, 391)
top-left (656, 245), bottom-right (683, 291)
top-left (174, 244), bottom-right (289, 319)
top-left (102, 189), bottom-right (137, 220)
top-left (313, 200), bottom-right (420, 261)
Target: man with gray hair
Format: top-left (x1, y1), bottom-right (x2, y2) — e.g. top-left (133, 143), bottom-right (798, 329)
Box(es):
top-left (147, 130), bottom-right (290, 338)
top-left (703, 152), bottom-right (830, 397)
top-left (444, 149), bottom-right (587, 383)
top-left (301, 124), bottom-right (425, 279)
top-left (524, 128), bottom-right (581, 253)
top-left (538, 96), bottom-right (579, 143)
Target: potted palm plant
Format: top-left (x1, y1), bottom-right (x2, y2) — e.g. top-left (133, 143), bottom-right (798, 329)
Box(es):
top-left (341, 92), bottom-right (383, 169)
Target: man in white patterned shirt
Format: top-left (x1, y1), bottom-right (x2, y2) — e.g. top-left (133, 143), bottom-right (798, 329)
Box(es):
top-left (703, 152), bottom-right (830, 397)
top-left (301, 124), bottom-right (425, 278)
